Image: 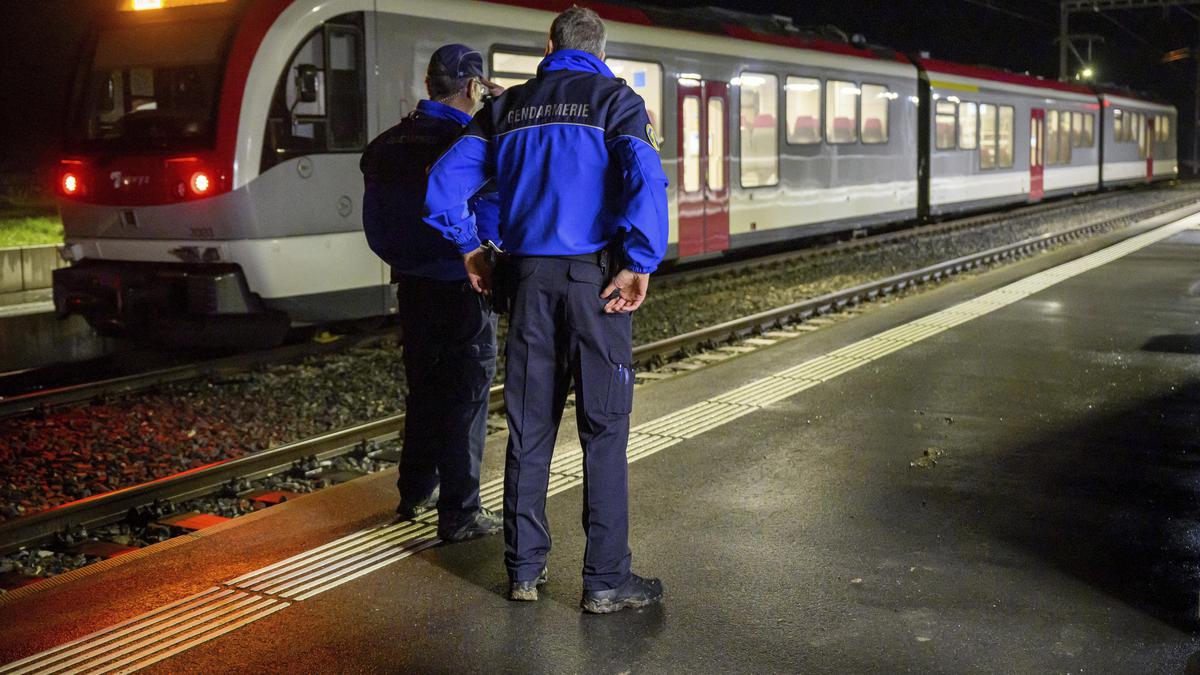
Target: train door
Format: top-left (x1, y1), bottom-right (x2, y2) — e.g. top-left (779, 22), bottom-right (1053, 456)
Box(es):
top-left (677, 80), bottom-right (730, 257)
top-left (1145, 116), bottom-right (1155, 182)
top-left (1029, 108), bottom-right (1045, 201)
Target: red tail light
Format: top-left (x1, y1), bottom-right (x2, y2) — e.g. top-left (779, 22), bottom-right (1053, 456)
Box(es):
top-left (58, 160), bottom-right (86, 198)
top-left (190, 171), bottom-right (211, 195)
top-left (166, 157), bottom-right (225, 200)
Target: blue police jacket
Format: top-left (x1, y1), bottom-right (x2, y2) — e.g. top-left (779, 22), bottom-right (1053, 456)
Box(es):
top-left (360, 99), bottom-right (500, 282)
top-left (423, 50), bottom-right (669, 274)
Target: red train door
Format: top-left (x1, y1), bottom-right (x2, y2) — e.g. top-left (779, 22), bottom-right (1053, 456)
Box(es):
top-left (1029, 108), bottom-right (1045, 201)
top-left (677, 79), bottom-right (730, 258)
top-left (1145, 116), bottom-right (1155, 182)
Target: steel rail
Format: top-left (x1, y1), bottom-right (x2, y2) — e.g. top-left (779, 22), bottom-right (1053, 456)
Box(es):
top-left (0, 329), bottom-right (396, 421)
top-left (2, 193), bottom-right (1197, 557)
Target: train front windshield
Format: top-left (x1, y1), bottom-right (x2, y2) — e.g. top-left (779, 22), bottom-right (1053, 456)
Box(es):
top-left (72, 18), bottom-right (233, 150)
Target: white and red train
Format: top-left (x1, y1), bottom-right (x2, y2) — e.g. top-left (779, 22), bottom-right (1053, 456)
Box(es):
top-left (53, 0), bottom-right (1178, 343)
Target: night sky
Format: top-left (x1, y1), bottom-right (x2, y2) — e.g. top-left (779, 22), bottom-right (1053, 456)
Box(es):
top-left (1, 0), bottom-right (1196, 176)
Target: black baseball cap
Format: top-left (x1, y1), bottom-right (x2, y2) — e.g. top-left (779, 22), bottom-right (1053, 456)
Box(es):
top-left (428, 44), bottom-right (485, 79)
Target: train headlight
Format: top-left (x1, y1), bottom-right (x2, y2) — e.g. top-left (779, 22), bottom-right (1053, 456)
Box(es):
top-left (190, 171), bottom-right (211, 196)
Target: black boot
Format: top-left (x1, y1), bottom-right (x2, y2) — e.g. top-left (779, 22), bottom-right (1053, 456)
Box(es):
top-left (509, 567), bottom-right (549, 601)
top-left (438, 507), bottom-right (502, 542)
top-left (396, 485), bottom-right (439, 520)
top-left (580, 574), bottom-right (663, 614)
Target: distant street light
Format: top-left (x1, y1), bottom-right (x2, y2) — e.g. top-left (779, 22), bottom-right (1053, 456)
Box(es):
top-left (1078, 66), bottom-right (1095, 80)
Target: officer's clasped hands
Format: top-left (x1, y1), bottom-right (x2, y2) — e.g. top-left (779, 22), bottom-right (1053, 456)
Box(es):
top-left (462, 246), bottom-right (493, 295)
top-left (601, 269), bottom-right (649, 314)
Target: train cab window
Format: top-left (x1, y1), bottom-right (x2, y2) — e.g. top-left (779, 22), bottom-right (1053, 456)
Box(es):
top-left (784, 76), bottom-right (821, 144)
top-left (76, 19), bottom-right (233, 150)
top-left (935, 100), bottom-right (956, 150)
top-left (998, 106), bottom-right (1014, 168)
top-left (491, 51), bottom-right (540, 89)
top-left (1065, 110), bottom-right (1075, 164)
top-left (860, 84), bottom-right (890, 144)
top-left (738, 72), bottom-right (778, 187)
top-left (607, 59), bottom-right (663, 142)
top-left (825, 80), bottom-right (859, 144)
top-left (958, 102), bottom-right (978, 149)
top-left (1082, 113), bottom-right (1094, 147)
top-left (1046, 110), bottom-right (1059, 164)
top-left (978, 103), bottom-right (996, 169)
top-left (707, 97), bottom-right (726, 190)
top-left (1160, 115), bottom-right (1170, 142)
top-left (682, 96), bottom-right (701, 193)
top-left (261, 14), bottom-right (366, 171)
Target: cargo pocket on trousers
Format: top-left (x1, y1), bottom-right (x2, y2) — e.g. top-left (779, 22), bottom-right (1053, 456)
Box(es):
top-left (604, 347), bottom-right (634, 415)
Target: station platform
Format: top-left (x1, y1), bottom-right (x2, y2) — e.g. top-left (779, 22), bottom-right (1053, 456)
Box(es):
top-left (4, 207), bottom-right (1200, 674)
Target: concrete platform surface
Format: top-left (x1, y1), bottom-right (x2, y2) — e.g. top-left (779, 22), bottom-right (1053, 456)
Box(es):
top-left (4, 209), bottom-right (1200, 674)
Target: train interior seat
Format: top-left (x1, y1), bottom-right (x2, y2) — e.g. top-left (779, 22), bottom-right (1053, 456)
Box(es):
top-left (792, 115), bottom-right (819, 143)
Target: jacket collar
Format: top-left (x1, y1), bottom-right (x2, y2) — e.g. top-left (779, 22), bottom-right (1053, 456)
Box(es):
top-left (537, 49), bottom-right (613, 78)
top-left (416, 99), bottom-right (472, 126)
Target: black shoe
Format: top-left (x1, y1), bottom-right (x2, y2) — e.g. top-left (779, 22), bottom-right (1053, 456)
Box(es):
top-left (509, 567), bottom-right (549, 602)
top-left (396, 486), bottom-right (440, 520)
top-left (580, 574), bottom-right (663, 614)
top-left (438, 507), bottom-right (502, 542)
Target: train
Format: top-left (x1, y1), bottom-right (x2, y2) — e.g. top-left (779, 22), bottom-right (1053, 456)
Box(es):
top-left (52, 0), bottom-right (1179, 346)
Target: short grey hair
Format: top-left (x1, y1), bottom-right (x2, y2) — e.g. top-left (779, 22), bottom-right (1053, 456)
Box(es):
top-left (428, 74), bottom-right (472, 100)
top-left (550, 7), bottom-right (606, 57)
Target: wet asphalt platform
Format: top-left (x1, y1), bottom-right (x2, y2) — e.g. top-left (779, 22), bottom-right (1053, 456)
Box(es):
top-left (4, 208), bottom-right (1200, 674)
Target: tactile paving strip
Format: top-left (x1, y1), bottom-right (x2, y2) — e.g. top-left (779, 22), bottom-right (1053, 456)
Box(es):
top-left (5, 211), bottom-right (1198, 674)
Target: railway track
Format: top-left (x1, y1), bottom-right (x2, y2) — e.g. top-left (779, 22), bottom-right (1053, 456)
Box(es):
top-left (1, 190), bottom-right (1198, 582)
top-left (0, 186), bottom-right (1161, 424)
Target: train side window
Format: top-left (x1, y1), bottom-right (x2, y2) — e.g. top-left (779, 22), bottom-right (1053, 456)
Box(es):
top-left (1113, 109), bottom-right (1124, 142)
top-left (825, 80), bottom-right (859, 144)
top-left (607, 59), bottom-right (663, 142)
top-left (1082, 113), bottom-right (1094, 146)
top-left (261, 14), bottom-right (366, 171)
top-left (1046, 110), bottom-right (1059, 164)
top-left (1160, 115), bottom-right (1170, 142)
top-left (326, 27), bottom-right (365, 150)
top-left (707, 97), bottom-right (725, 191)
top-left (1058, 110), bottom-right (1072, 164)
top-left (958, 102), bottom-right (977, 149)
top-left (682, 95), bottom-right (701, 193)
top-left (979, 103), bottom-right (997, 169)
top-left (998, 105), bottom-right (1014, 168)
top-left (1071, 111), bottom-right (1083, 147)
top-left (934, 101), bottom-right (956, 150)
top-left (491, 51), bottom-right (540, 89)
top-left (860, 84), bottom-right (890, 144)
top-left (784, 76), bottom-right (821, 144)
top-left (738, 72), bottom-right (778, 187)
top-left (1137, 114), bottom-right (1148, 158)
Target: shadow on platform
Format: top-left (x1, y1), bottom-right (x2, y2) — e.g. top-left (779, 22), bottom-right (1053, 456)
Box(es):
top-left (977, 380), bottom-right (1200, 633)
top-left (1143, 333), bottom-right (1200, 355)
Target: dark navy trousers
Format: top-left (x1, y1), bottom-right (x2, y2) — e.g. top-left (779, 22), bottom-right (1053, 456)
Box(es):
top-left (503, 257), bottom-right (635, 591)
top-left (396, 274), bottom-right (496, 527)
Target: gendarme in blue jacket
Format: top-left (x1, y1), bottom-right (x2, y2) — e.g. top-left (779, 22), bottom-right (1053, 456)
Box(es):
top-left (423, 50), bottom-right (669, 274)
top-left (361, 99), bottom-right (500, 282)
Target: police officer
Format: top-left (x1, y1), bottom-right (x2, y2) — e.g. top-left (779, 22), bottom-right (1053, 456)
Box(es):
top-left (360, 44), bottom-right (503, 543)
top-left (424, 9), bottom-right (669, 612)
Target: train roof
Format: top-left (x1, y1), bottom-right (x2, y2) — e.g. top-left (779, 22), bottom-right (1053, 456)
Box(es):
top-left (917, 58), bottom-right (1095, 98)
top-left (481, 0), bottom-right (910, 64)
top-left (1095, 87), bottom-right (1174, 111)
